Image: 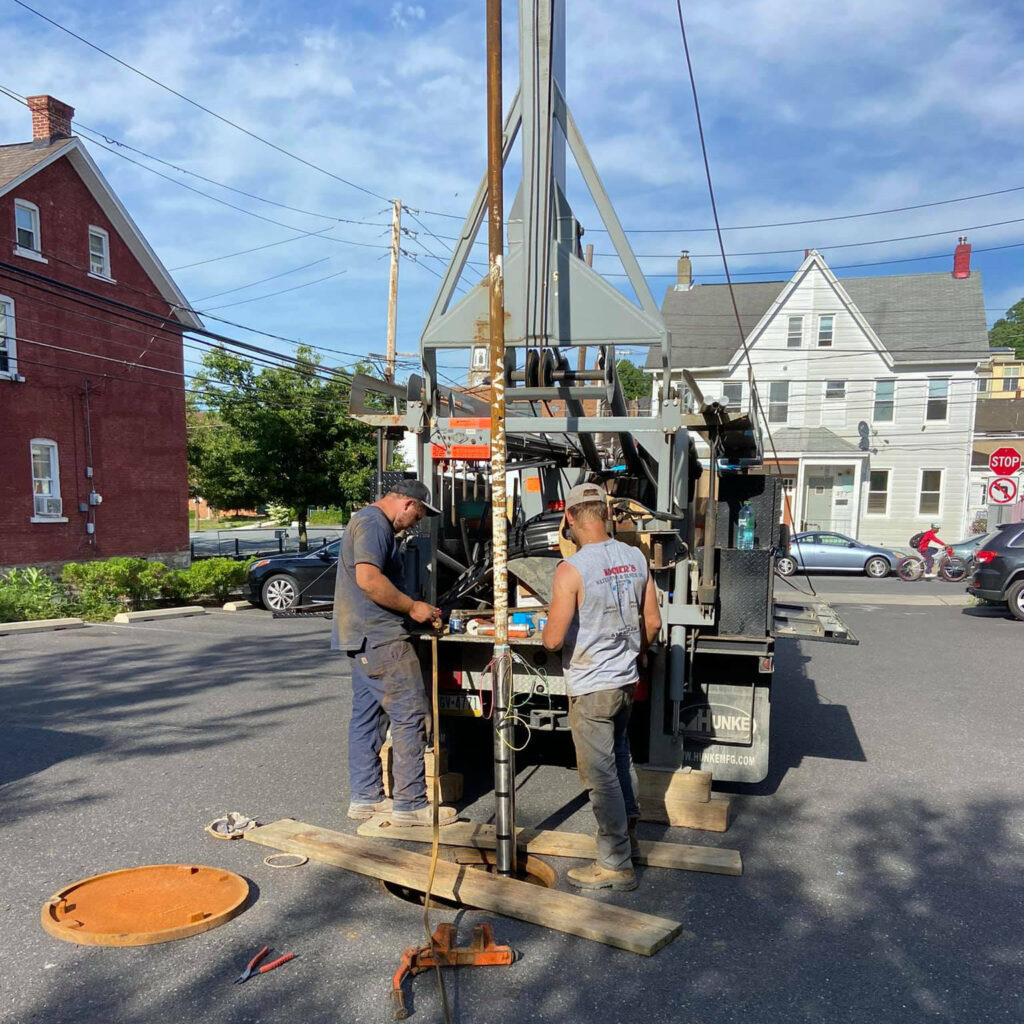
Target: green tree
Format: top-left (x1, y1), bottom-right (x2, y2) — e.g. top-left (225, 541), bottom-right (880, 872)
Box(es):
top-left (989, 298), bottom-right (1024, 358)
top-left (615, 358), bottom-right (650, 402)
top-left (188, 347), bottom-right (380, 550)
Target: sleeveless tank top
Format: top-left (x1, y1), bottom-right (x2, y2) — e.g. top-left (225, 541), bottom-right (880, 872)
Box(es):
top-left (561, 538), bottom-right (647, 697)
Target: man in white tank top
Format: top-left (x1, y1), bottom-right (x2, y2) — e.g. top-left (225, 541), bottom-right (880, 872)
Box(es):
top-left (542, 482), bottom-right (662, 891)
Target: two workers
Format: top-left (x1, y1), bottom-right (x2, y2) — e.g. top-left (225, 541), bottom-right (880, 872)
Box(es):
top-left (333, 479), bottom-right (660, 891)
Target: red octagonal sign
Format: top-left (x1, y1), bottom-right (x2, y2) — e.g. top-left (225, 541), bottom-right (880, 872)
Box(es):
top-left (989, 447), bottom-right (1022, 475)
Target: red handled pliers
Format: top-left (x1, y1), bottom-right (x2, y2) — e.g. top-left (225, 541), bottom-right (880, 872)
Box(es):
top-left (234, 945), bottom-right (296, 984)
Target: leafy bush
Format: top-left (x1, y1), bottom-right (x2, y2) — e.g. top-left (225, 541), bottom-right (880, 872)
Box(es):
top-left (62, 557), bottom-right (169, 613)
top-left (308, 506), bottom-right (346, 526)
top-left (185, 558), bottom-right (248, 601)
top-left (265, 502), bottom-right (292, 526)
top-left (0, 568), bottom-right (68, 622)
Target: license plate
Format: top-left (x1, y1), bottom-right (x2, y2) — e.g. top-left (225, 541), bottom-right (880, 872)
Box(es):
top-left (438, 693), bottom-right (483, 717)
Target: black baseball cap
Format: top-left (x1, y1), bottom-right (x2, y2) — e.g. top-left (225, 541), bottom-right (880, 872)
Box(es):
top-left (390, 479), bottom-right (442, 515)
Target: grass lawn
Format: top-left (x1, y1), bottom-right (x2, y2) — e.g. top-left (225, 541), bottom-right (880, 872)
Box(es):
top-left (191, 515), bottom-right (266, 532)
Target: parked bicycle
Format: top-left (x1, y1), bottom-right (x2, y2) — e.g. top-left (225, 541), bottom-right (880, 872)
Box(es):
top-left (895, 545), bottom-right (968, 582)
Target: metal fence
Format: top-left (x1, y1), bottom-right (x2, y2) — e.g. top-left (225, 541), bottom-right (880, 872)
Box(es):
top-left (189, 528), bottom-right (343, 561)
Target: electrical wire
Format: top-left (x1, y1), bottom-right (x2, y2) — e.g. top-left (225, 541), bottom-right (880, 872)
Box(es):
top-left (9, 2), bottom-right (392, 202)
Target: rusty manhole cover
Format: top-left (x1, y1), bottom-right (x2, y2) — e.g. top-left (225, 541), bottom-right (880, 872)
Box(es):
top-left (41, 864), bottom-right (250, 946)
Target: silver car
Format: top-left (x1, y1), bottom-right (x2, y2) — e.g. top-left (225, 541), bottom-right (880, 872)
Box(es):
top-left (777, 531), bottom-right (903, 578)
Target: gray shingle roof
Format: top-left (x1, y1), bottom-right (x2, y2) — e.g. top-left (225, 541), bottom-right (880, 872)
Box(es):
top-left (649, 268), bottom-right (990, 370)
top-left (769, 427), bottom-right (861, 454)
top-left (0, 138), bottom-right (75, 190)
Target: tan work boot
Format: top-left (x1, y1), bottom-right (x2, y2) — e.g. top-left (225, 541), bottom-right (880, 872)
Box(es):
top-left (347, 798), bottom-right (393, 820)
top-left (389, 805), bottom-right (459, 827)
top-left (567, 862), bottom-right (638, 892)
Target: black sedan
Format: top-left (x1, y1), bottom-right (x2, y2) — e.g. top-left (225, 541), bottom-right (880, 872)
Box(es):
top-left (966, 522), bottom-right (1024, 622)
top-left (248, 539), bottom-right (339, 611)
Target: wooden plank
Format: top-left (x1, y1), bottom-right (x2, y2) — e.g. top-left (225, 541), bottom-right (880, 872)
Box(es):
top-left (639, 796), bottom-right (730, 833)
top-left (246, 819), bottom-right (681, 956)
top-left (636, 768), bottom-right (712, 804)
top-left (356, 818), bottom-right (741, 876)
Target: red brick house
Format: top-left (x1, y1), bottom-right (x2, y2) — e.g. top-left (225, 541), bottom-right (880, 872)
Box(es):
top-left (0, 96), bottom-right (202, 570)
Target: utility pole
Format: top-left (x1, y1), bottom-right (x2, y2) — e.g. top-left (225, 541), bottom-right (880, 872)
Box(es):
top-left (385, 198), bottom-right (402, 384)
top-left (486, 0), bottom-right (516, 879)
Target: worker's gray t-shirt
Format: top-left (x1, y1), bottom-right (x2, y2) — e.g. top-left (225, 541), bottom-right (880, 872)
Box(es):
top-left (561, 538), bottom-right (647, 697)
top-left (331, 506), bottom-right (409, 652)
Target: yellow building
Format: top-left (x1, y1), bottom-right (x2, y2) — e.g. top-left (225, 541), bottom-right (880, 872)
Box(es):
top-left (978, 347), bottom-right (1023, 398)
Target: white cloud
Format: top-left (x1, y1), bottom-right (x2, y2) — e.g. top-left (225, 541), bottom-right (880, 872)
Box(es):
top-left (390, 4), bottom-right (427, 30)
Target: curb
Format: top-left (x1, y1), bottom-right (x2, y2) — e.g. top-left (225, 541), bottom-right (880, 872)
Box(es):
top-left (0, 617), bottom-right (87, 636)
top-left (113, 606), bottom-right (207, 624)
top-left (814, 593), bottom-right (972, 607)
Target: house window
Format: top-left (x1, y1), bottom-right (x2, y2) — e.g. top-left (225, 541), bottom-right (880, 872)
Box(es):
top-left (30, 439), bottom-right (63, 518)
top-left (1003, 366), bottom-right (1021, 394)
top-left (0, 295), bottom-right (15, 376)
top-left (825, 380), bottom-right (846, 400)
top-left (919, 469), bottom-right (942, 516)
top-left (768, 381), bottom-right (789, 423)
top-left (471, 346), bottom-right (488, 370)
top-left (786, 316), bottom-right (803, 348)
top-left (722, 382), bottom-right (743, 409)
top-left (88, 226), bottom-right (111, 278)
top-left (867, 470), bottom-right (890, 515)
top-left (817, 315), bottom-right (834, 347)
top-left (926, 378), bottom-right (949, 421)
top-left (978, 376), bottom-right (989, 393)
top-left (14, 199), bottom-right (44, 259)
top-left (873, 379), bottom-right (895, 422)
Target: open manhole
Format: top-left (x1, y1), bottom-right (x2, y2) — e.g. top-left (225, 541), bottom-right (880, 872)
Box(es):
top-left (381, 851), bottom-right (555, 908)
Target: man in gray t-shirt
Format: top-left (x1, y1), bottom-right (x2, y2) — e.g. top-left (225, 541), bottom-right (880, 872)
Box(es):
top-left (332, 480), bottom-right (457, 828)
top-left (542, 482), bottom-right (661, 891)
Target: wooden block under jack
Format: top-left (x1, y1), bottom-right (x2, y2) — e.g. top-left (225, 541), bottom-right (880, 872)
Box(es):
top-left (639, 795), bottom-right (730, 833)
top-left (636, 767), bottom-right (712, 804)
top-left (380, 741), bottom-right (449, 779)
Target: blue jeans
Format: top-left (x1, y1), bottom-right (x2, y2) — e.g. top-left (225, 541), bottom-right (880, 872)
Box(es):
top-left (569, 684), bottom-right (640, 872)
top-left (347, 639), bottom-right (429, 812)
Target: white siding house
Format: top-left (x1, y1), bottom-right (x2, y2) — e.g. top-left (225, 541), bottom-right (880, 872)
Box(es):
top-left (648, 248), bottom-right (989, 546)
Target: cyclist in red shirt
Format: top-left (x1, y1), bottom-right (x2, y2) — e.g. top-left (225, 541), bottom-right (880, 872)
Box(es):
top-left (917, 522), bottom-right (947, 577)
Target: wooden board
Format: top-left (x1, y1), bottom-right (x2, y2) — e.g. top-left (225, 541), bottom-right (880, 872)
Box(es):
top-left (639, 797), bottom-right (730, 833)
top-left (380, 740), bottom-right (449, 778)
top-left (636, 768), bottom-right (712, 804)
top-left (246, 819), bottom-right (681, 956)
top-left (356, 818), bottom-right (741, 876)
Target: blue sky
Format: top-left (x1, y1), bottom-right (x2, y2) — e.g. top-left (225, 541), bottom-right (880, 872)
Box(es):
top-left (2, 0), bottom-right (1023, 388)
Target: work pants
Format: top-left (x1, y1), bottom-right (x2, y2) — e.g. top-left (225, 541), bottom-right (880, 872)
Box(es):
top-left (347, 639), bottom-right (429, 812)
top-left (568, 684), bottom-right (640, 872)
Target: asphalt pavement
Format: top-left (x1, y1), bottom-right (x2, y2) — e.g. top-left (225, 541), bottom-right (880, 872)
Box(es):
top-left (2, 593), bottom-right (1022, 1024)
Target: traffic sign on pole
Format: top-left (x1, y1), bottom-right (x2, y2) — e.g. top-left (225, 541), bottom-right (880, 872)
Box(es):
top-left (988, 447), bottom-right (1022, 476)
top-left (988, 477), bottom-right (1019, 505)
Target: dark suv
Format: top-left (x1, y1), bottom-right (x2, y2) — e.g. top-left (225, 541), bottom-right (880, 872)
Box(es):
top-left (966, 523), bottom-right (1024, 622)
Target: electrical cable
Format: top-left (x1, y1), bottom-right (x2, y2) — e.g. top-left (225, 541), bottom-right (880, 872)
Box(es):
top-left (9, 2), bottom-right (392, 202)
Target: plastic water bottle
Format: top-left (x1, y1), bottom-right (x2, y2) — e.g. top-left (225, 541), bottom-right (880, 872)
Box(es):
top-left (737, 502), bottom-right (756, 550)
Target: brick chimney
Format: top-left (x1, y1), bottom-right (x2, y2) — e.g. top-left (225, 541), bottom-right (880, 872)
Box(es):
top-left (675, 250), bottom-right (692, 290)
top-left (26, 95), bottom-right (75, 144)
top-left (952, 236), bottom-right (971, 279)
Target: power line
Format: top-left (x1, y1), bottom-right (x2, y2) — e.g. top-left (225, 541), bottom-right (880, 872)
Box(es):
top-left (199, 268), bottom-right (348, 311)
top-left (9, 1), bottom-right (392, 202)
top-left (193, 258), bottom-right (330, 302)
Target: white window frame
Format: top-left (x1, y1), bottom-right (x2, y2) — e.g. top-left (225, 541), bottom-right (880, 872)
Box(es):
top-left (88, 225), bottom-right (114, 281)
top-left (768, 381), bottom-right (789, 424)
top-left (825, 380), bottom-right (846, 400)
top-left (13, 199), bottom-right (47, 263)
top-left (786, 316), bottom-right (803, 348)
top-left (873, 379), bottom-right (895, 422)
top-left (977, 376), bottom-right (989, 394)
top-left (866, 468), bottom-right (890, 516)
top-left (0, 294), bottom-right (16, 378)
top-left (1002, 366), bottom-right (1020, 394)
top-left (721, 382), bottom-right (743, 409)
top-left (817, 314), bottom-right (834, 347)
top-left (918, 468), bottom-right (943, 518)
top-left (926, 378), bottom-right (950, 422)
top-left (471, 345), bottom-right (488, 370)
top-left (29, 438), bottom-right (68, 523)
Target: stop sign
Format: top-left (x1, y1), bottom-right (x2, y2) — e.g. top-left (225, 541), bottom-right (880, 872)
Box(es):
top-left (989, 447), bottom-right (1022, 475)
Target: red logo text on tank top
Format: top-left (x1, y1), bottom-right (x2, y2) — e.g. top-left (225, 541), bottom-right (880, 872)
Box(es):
top-left (603, 564), bottom-right (636, 577)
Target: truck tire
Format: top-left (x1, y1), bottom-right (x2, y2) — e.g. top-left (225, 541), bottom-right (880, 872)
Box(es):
top-left (1007, 580), bottom-right (1024, 622)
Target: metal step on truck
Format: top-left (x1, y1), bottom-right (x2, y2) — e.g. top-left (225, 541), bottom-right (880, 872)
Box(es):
top-left (348, 0), bottom-right (855, 787)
